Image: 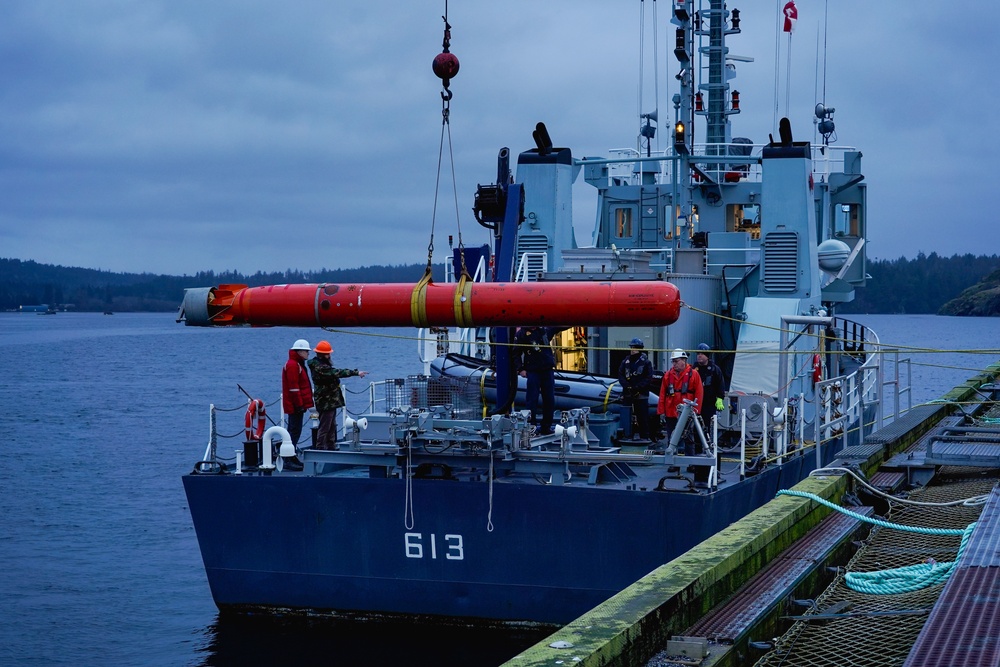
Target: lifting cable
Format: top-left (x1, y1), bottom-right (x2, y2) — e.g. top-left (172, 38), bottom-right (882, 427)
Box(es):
top-left (414, 1), bottom-right (469, 327)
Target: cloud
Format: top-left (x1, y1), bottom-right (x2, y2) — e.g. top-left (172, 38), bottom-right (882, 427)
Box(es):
top-left (1, 1), bottom-right (999, 274)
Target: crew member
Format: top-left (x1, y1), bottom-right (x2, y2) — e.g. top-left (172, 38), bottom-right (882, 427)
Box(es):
top-left (618, 337), bottom-right (654, 441)
top-left (307, 340), bottom-right (368, 450)
top-left (514, 326), bottom-right (565, 435)
top-left (657, 348), bottom-right (704, 455)
top-left (694, 342), bottom-right (727, 430)
top-left (281, 339), bottom-right (314, 446)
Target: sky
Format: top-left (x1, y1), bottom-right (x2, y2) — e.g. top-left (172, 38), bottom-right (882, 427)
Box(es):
top-left (2, 1), bottom-right (999, 276)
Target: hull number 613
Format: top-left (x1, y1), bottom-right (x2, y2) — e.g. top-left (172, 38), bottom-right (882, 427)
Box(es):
top-left (404, 532), bottom-right (464, 560)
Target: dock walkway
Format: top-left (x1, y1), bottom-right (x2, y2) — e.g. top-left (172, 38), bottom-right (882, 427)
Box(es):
top-left (904, 486), bottom-right (1000, 667)
top-left (505, 365), bottom-right (1000, 667)
top-left (645, 506), bottom-right (874, 666)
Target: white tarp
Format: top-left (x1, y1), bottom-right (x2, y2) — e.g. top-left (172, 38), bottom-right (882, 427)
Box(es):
top-left (729, 297), bottom-right (808, 396)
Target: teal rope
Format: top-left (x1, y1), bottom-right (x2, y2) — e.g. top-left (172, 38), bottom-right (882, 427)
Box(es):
top-left (844, 524), bottom-right (975, 595)
top-left (776, 489), bottom-right (969, 536)
top-left (776, 489), bottom-right (977, 594)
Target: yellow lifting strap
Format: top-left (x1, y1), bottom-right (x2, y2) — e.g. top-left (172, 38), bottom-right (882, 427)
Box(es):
top-left (410, 267), bottom-right (434, 327)
top-left (479, 367), bottom-right (490, 418)
top-left (603, 382), bottom-right (619, 412)
top-left (453, 272), bottom-right (475, 327)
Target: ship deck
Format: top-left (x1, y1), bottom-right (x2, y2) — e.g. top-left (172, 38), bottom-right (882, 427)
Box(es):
top-left (286, 435), bottom-right (811, 497)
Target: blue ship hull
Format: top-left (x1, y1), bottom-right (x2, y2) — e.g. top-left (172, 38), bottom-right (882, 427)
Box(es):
top-left (183, 446), bottom-right (832, 626)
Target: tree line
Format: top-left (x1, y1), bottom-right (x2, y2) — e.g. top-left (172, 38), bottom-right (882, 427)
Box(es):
top-left (0, 258), bottom-right (444, 312)
top-left (839, 252), bottom-right (1000, 315)
top-left (2, 252), bottom-right (998, 315)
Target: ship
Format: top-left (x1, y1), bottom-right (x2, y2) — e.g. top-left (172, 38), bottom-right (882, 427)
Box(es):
top-left (178, 1), bottom-right (881, 627)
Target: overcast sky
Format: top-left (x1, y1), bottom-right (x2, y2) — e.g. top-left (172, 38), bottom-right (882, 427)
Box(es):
top-left (2, 1), bottom-right (998, 276)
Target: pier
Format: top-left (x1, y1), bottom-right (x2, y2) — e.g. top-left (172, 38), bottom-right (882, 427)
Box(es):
top-left (505, 364), bottom-right (1000, 667)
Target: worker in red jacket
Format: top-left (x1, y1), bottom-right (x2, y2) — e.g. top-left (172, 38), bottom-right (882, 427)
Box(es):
top-left (657, 348), bottom-right (704, 455)
top-left (282, 339), bottom-right (314, 445)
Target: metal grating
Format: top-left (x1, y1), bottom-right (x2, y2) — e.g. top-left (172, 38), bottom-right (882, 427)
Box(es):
top-left (833, 442), bottom-right (884, 461)
top-left (864, 406), bottom-right (944, 446)
top-left (961, 487), bottom-right (1000, 567)
top-left (925, 426), bottom-right (1000, 467)
top-left (684, 508), bottom-right (873, 644)
top-left (869, 471), bottom-right (906, 493)
top-left (385, 375), bottom-right (484, 419)
top-left (903, 569), bottom-right (1000, 666)
top-left (761, 231), bottom-right (798, 293)
top-left (902, 488), bottom-right (1000, 666)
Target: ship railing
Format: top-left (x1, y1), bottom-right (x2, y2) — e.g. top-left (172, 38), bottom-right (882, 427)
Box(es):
top-left (442, 251), bottom-right (490, 284)
top-left (417, 319), bottom-right (490, 370)
top-left (203, 404), bottom-right (218, 463)
top-left (513, 251), bottom-right (548, 283)
top-left (813, 320), bottom-right (885, 459)
top-left (596, 143), bottom-right (859, 187)
top-left (646, 247), bottom-right (761, 276)
top-left (879, 349), bottom-right (913, 420)
top-left (771, 315), bottom-right (882, 465)
top-left (363, 379), bottom-right (401, 416)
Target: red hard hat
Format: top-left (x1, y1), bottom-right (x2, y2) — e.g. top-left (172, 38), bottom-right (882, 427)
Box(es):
top-left (313, 340), bottom-right (332, 354)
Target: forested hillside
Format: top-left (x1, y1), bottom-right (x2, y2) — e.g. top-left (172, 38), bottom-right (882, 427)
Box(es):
top-left (937, 267), bottom-right (1000, 316)
top-left (3, 252), bottom-right (999, 314)
top-left (841, 252), bottom-right (1000, 314)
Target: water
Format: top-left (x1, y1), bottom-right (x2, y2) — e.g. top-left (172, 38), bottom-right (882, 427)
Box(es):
top-left (850, 313), bottom-right (1000, 413)
top-left (1, 312), bottom-right (996, 666)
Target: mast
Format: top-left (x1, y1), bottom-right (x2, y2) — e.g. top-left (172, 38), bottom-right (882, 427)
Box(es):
top-left (700, 0), bottom-right (740, 149)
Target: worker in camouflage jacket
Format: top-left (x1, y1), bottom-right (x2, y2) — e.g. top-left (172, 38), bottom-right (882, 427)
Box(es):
top-left (307, 340), bottom-right (368, 450)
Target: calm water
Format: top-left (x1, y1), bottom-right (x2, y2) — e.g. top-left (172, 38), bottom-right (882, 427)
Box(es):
top-left (0, 312), bottom-right (996, 666)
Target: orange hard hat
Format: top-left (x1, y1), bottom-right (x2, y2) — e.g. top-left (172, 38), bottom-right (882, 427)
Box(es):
top-left (313, 340), bottom-right (332, 354)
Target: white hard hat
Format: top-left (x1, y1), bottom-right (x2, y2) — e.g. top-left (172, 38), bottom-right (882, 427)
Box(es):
top-left (670, 348), bottom-right (688, 361)
top-left (291, 339), bottom-right (311, 351)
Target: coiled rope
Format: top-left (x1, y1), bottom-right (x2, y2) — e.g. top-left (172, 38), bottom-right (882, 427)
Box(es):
top-left (776, 489), bottom-right (977, 594)
top-left (843, 523), bottom-right (976, 595)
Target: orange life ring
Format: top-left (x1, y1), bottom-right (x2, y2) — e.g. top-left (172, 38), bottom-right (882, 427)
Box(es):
top-left (812, 354), bottom-right (823, 385)
top-left (244, 398), bottom-right (266, 441)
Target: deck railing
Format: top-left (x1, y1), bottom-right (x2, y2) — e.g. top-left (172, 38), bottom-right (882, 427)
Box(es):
top-left (596, 142), bottom-right (859, 188)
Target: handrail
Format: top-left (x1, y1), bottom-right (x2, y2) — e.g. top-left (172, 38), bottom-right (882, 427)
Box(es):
top-left (514, 251), bottom-right (548, 283)
top-left (590, 142), bottom-right (859, 188)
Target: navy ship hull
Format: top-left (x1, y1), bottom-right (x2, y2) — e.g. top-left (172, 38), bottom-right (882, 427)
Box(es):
top-left (183, 443), bottom-right (839, 626)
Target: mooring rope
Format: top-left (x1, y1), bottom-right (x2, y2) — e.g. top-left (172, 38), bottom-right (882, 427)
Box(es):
top-left (843, 522), bottom-right (976, 595)
top-left (776, 489), bottom-right (977, 594)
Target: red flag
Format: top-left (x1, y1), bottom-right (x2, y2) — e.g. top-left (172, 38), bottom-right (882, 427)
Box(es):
top-left (782, 1), bottom-right (798, 33)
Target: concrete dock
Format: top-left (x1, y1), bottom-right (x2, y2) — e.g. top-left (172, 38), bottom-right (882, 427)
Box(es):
top-left (504, 363), bottom-right (1000, 667)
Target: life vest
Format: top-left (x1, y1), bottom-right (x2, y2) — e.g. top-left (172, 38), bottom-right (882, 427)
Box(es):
top-left (666, 366), bottom-right (696, 397)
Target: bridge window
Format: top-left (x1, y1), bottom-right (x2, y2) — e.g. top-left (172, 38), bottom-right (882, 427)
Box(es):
top-left (835, 203), bottom-right (861, 238)
top-left (612, 206), bottom-right (635, 238)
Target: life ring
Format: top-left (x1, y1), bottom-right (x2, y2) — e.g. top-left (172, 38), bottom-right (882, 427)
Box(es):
top-left (245, 398), bottom-right (266, 441)
top-left (812, 354), bottom-right (823, 385)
